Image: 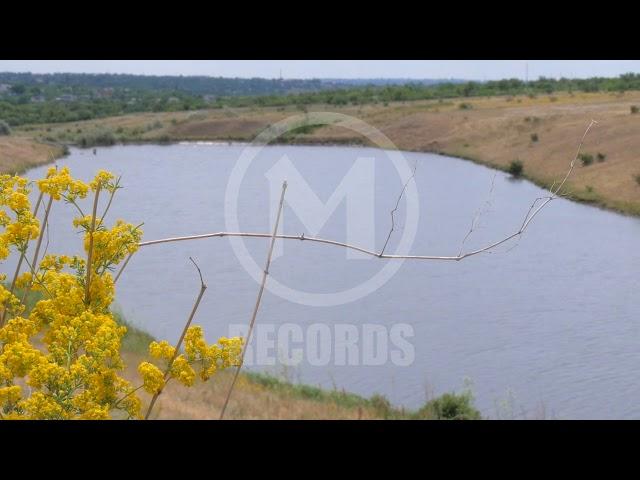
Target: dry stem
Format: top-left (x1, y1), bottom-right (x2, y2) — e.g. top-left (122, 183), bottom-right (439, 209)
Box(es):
top-left (144, 257), bottom-right (207, 420)
top-left (218, 180), bottom-right (288, 420)
top-left (84, 186), bottom-right (101, 305)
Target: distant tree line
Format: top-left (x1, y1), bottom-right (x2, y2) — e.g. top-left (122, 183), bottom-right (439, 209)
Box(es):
top-left (0, 72), bottom-right (337, 96)
top-left (1, 73), bottom-right (640, 126)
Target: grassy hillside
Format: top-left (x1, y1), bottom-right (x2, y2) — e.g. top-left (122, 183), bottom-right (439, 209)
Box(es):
top-left (0, 136), bottom-right (65, 174)
top-left (117, 319), bottom-right (478, 420)
top-left (8, 90), bottom-right (640, 216)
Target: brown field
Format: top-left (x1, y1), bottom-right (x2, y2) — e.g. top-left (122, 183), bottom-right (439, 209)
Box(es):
top-left (0, 137), bottom-right (64, 174)
top-left (9, 90), bottom-right (640, 215)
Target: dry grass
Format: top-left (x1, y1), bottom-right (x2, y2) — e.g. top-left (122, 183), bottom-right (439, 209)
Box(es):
top-left (120, 352), bottom-right (385, 420)
top-left (0, 137), bottom-right (64, 174)
top-left (13, 90), bottom-right (640, 215)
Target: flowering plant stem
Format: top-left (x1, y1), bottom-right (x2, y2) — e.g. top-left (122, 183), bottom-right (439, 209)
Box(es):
top-left (0, 191), bottom-right (44, 326)
top-left (144, 257), bottom-right (207, 420)
top-left (84, 185), bottom-right (101, 305)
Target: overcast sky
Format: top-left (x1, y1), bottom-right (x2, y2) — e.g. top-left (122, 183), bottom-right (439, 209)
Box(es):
top-left (1, 60), bottom-right (639, 80)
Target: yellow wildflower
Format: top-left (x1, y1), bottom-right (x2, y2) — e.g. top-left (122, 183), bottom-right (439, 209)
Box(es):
top-left (170, 355), bottom-right (196, 387)
top-left (149, 340), bottom-right (176, 361)
top-left (138, 362), bottom-right (165, 394)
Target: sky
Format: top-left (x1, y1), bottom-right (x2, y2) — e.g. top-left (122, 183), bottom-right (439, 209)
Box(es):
top-left (0, 60), bottom-right (639, 80)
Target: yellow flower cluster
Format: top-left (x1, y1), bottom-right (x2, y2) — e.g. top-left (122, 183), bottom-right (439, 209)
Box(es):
top-left (0, 174), bottom-right (40, 259)
top-left (85, 220), bottom-right (142, 272)
top-left (144, 326), bottom-right (244, 386)
top-left (0, 168), bottom-right (243, 420)
top-left (89, 170), bottom-right (117, 193)
top-left (37, 166), bottom-right (88, 201)
top-left (137, 362), bottom-right (164, 394)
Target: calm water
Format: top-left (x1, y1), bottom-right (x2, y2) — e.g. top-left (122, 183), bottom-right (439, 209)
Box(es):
top-left (14, 144), bottom-right (640, 419)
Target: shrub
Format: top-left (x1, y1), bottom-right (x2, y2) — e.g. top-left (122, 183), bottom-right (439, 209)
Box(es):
top-left (597, 152), bottom-right (607, 162)
top-left (530, 133), bottom-right (539, 142)
top-left (145, 120), bottom-right (163, 132)
top-left (508, 160), bottom-right (524, 177)
top-left (0, 120), bottom-right (10, 136)
top-left (579, 153), bottom-right (594, 166)
top-left (370, 394), bottom-right (393, 419)
top-left (78, 129), bottom-right (116, 148)
top-left (418, 391), bottom-right (481, 420)
top-left (631, 105), bottom-right (639, 114)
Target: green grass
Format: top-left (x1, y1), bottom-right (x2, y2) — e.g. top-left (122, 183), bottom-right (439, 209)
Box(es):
top-left (244, 370), bottom-right (482, 420)
top-left (4, 282), bottom-right (482, 419)
top-left (111, 309), bottom-right (156, 355)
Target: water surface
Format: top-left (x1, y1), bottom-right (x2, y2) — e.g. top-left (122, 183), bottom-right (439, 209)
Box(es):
top-left (15, 144), bottom-right (640, 419)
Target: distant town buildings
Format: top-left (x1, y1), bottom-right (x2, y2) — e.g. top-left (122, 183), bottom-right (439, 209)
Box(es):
top-left (96, 87), bottom-right (114, 98)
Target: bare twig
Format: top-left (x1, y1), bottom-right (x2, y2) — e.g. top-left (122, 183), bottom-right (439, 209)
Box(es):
top-left (98, 176), bottom-right (121, 226)
top-left (135, 120), bottom-right (596, 264)
top-left (218, 180), bottom-right (287, 420)
top-left (380, 159), bottom-right (419, 256)
top-left (550, 119), bottom-right (597, 197)
top-left (29, 196), bottom-right (54, 275)
top-left (114, 252), bottom-right (134, 284)
top-left (145, 257), bottom-right (207, 420)
top-left (458, 172), bottom-right (497, 257)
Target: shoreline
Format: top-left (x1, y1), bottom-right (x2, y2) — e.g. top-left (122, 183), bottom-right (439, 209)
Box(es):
top-left (7, 91), bottom-right (640, 217)
top-left (46, 137), bottom-right (640, 220)
top-left (117, 316), bottom-right (480, 420)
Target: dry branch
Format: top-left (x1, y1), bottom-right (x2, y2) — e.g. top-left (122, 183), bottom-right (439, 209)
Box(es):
top-left (134, 120), bottom-right (597, 263)
top-left (218, 180), bottom-right (288, 420)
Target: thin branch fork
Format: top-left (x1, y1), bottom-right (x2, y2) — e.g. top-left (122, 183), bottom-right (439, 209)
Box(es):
top-left (125, 120), bottom-right (596, 269)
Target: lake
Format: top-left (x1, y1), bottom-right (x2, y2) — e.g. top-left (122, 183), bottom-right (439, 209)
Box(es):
top-left (14, 143), bottom-right (640, 419)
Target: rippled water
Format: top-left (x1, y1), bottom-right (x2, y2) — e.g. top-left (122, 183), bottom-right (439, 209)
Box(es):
top-left (14, 144), bottom-right (640, 419)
